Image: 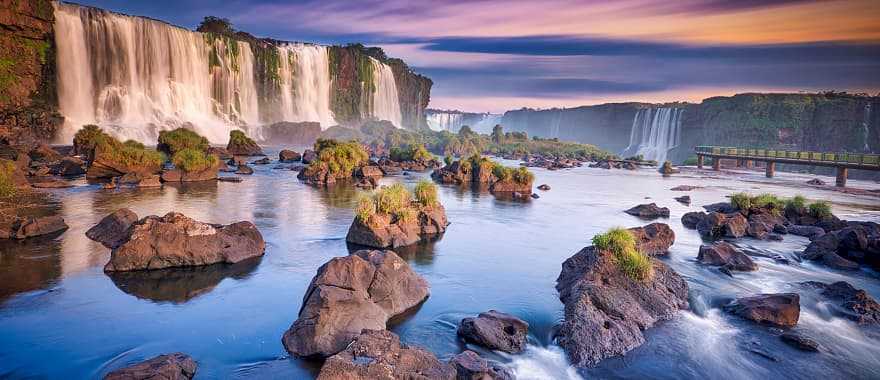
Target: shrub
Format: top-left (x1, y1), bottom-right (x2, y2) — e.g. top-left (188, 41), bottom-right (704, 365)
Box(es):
top-left (172, 148), bottom-right (218, 172)
top-left (312, 139), bottom-right (369, 175)
top-left (395, 207), bottom-right (417, 224)
top-left (123, 140), bottom-right (145, 150)
top-left (730, 192), bottom-right (752, 211)
top-left (95, 136), bottom-right (166, 169)
top-left (492, 163), bottom-right (534, 185)
top-left (389, 144), bottom-right (432, 162)
top-left (592, 227), bottom-right (652, 281)
top-left (414, 180), bottom-right (438, 207)
top-left (375, 183), bottom-right (412, 215)
top-left (751, 193), bottom-right (784, 215)
top-left (808, 201), bottom-right (832, 219)
top-left (73, 124), bottom-right (106, 156)
top-left (784, 195), bottom-right (806, 214)
top-left (0, 159), bottom-right (17, 198)
top-left (355, 195), bottom-right (376, 223)
top-left (229, 130), bottom-right (253, 146)
top-left (158, 128), bottom-right (209, 155)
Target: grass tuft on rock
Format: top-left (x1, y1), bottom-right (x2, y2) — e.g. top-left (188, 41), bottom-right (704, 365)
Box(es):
top-left (355, 182), bottom-right (440, 225)
top-left (390, 144), bottom-right (432, 162)
top-left (311, 139), bottom-right (370, 176)
top-left (592, 227), bottom-right (653, 281)
top-left (355, 194), bottom-right (377, 223)
top-left (808, 201), bottom-right (832, 219)
top-left (158, 128), bottom-right (209, 156)
top-left (414, 180), bottom-right (438, 207)
top-left (784, 195), bottom-right (807, 214)
top-left (730, 192), bottom-right (785, 215)
top-left (0, 159), bottom-right (17, 198)
top-left (172, 148), bottom-right (218, 172)
top-left (95, 135), bottom-right (166, 169)
top-left (492, 163), bottom-right (534, 185)
top-left (375, 183), bottom-right (412, 215)
top-left (73, 124), bottom-right (107, 157)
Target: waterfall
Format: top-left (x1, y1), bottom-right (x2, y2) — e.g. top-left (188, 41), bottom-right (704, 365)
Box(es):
top-left (472, 113), bottom-right (502, 134)
top-left (370, 58), bottom-right (402, 128)
top-left (863, 103), bottom-right (872, 152)
top-left (53, 3), bottom-right (342, 144)
top-left (622, 107), bottom-right (684, 163)
top-left (426, 112), bottom-right (463, 131)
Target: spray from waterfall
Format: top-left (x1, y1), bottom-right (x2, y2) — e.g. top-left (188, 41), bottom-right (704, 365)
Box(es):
top-left (622, 107), bottom-right (684, 163)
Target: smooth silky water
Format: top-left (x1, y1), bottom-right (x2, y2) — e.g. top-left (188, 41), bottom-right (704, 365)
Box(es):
top-left (1, 151), bottom-right (879, 379)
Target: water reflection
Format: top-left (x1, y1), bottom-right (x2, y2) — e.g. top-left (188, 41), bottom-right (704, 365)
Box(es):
top-left (107, 258), bottom-right (261, 304)
top-left (0, 239), bottom-right (62, 304)
top-left (346, 238), bottom-right (440, 266)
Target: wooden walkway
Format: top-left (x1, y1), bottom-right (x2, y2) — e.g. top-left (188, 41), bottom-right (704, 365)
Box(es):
top-left (694, 146), bottom-right (880, 187)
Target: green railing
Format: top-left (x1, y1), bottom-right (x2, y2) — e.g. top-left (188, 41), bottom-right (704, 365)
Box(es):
top-left (694, 146), bottom-right (880, 167)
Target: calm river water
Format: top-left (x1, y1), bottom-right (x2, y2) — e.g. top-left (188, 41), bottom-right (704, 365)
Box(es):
top-left (1, 151), bottom-right (879, 379)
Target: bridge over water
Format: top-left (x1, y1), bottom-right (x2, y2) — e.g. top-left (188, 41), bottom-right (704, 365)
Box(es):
top-left (694, 146), bottom-right (880, 187)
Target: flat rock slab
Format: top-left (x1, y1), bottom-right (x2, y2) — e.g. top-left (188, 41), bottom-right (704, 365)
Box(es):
top-left (104, 353), bottom-right (196, 380)
top-left (458, 310), bottom-right (529, 353)
top-left (624, 203), bottom-right (670, 219)
top-left (725, 293), bottom-right (800, 327)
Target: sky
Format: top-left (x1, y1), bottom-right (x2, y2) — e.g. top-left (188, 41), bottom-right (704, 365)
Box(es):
top-left (73, 0), bottom-right (880, 113)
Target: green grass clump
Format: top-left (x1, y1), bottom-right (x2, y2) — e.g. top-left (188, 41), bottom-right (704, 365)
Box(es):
top-left (808, 201), bottom-right (832, 219)
top-left (444, 155), bottom-right (453, 166)
top-left (492, 163), bottom-right (535, 185)
top-left (395, 207), bottom-right (417, 224)
top-left (0, 159), bottom-right (18, 198)
top-left (123, 140), bottom-right (145, 150)
top-left (158, 128), bottom-right (209, 156)
top-left (784, 195), bottom-right (807, 214)
top-left (171, 148), bottom-right (218, 172)
top-left (730, 192), bottom-right (752, 211)
top-left (229, 130), bottom-right (254, 146)
top-left (592, 227), bottom-right (653, 281)
top-left (414, 180), bottom-right (438, 207)
top-left (92, 135), bottom-right (165, 170)
top-left (389, 144), bottom-right (432, 162)
top-left (355, 195), bottom-right (377, 223)
top-left (375, 183), bottom-right (412, 215)
top-left (73, 124), bottom-right (106, 156)
top-left (312, 139), bottom-right (369, 175)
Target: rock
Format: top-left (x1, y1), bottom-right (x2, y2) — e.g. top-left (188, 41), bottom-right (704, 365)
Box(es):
top-left (787, 225), bottom-right (825, 240)
top-left (627, 223), bottom-right (675, 256)
top-left (780, 331), bottom-right (819, 352)
top-left (136, 174), bottom-right (162, 188)
top-left (530, 193), bottom-right (539, 199)
top-left (801, 232), bottom-right (839, 260)
top-left (457, 310), bottom-right (529, 353)
top-left (104, 353), bottom-right (196, 380)
top-left (28, 144), bottom-right (62, 162)
top-left (86, 144), bottom-right (163, 179)
top-left (624, 203), bottom-right (670, 219)
top-left (555, 245), bottom-right (689, 367)
top-left (86, 208), bottom-right (139, 249)
top-left (674, 195), bottom-right (691, 205)
top-left (103, 212), bottom-right (265, 272)
top-left (724, 293), bottom-right (800, 327)
top-left (346, 205), bottom-right (448, 249)
top-left (489, 179), bottom-right (532, 195)
top-left (53, 156), bottom-right (86, 176)
top-left (301, 149), bottom-right (317, 164)
top-left (537, 184), bottom-right (550, 191)
top-left (450, 350), bottom-right (513, 380)
top-left (283, 250), bottom-right (430, 358)
top-left (821, 251), bottom-right (860, 270)
top-left (806, 178), bottom-right (826, 186)
top-left (226, 131), bottom-right (263, 156)
top-left (658, 161), bottom-right (678, 176)
top-left (681, 211), bottom-right (707, 229)
top-left (723, 213), bottom-right (748, 238)
top-left (802, 281), bottom-right (880, 325)
top-left (838, 226), bottom-right (868, 252)
top-left (2, 215), bottom-right (69, 240)
top-left (697, 242), bottom-right (758, 271)
top-left (252, 157), bottom-right (271, 165)
top-left (279, 149), bottom-right (301, 162)
top-left (703, 202), bottom-right (737, 214)
top-left (316, 330), bottom-right (455, 380)
top-left (696, 212), bottom-right (747, 239)
top-left (30, 179), bottom-right (73, 188)
top-left (217, 177), bottom-right (242, 183)
top-left (235, 164), bottom-right (253, 175)
top-left (357, 165), bottom-right (384, 179)
top-left (670, 185), bottom-right (700, 191)
top-left (207, 146), bottom-right (231, 160)
top-left (161, 159), bottom-right (220, 182)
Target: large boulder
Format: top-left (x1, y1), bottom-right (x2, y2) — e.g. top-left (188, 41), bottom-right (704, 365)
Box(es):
top-left (624, 203), bottom-right (670, 219)
top-left (103, 212), bottom-right (265, 272)
top-left (316, 329), bottom-right (455, 380)
top-left (555, 245), bottom-right (689, 367)
top-left (802, 281), bottom-right (880, 325)
top-left (697, 242), bottom-right (758, 272)
top-left (282, 250), bottom-right (429, 357)
top-left (104, 353), bottom-right (196, 380)
top-left (457, 310), bottom-right (529, 353)
top-left (788, 225), bottom-right (825, 240)
top-left (279, 149), bottom-right (302, 163)
top-left (53, 156), bottom-right (86, 176)
top-left (86, 208), bottom-right (139, 249)
top-left (489, 178), bottom-right (532, 195)
top-left (724, 293), bottom-right (800, 327)
top-left (681, 211), bottom-right (707, 229)
top-left (301, 149), bottom-right (317, 164)
top-left (450, 350), bottom-right (514, 380)
top-left (627, 223), bottom-right (675, 256)
top-left (0, 215), bottom-right (68, 240)
top-left (86, 144), bottom-right (163, 179)
top-left (346, 205), bottom-right (448, 249)
top-left (696, 212), bottom-right (747, 239)
top-left (160, 159), bottom-right (220, 182)
top-left (226, 130), bottom-right (263, 156)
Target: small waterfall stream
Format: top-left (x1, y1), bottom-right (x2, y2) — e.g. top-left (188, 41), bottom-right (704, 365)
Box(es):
top-left (622, 107), bottom-right (684, 163)
top-left (370, 58), bottom-right (403, 128)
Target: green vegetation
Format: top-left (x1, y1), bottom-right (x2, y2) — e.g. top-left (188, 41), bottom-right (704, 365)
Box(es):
top-left (172, 148), bottom-right (218, 172)
top-left (355, 195), bottom-right (377, 223)
top-left (592, 227), bottom-right (653, 281)
top-left (0, 159), bottom-right (18, 198)
top-left (413, 180), bottom-right (438, 207)
top-left (375, 183), bottom-right (412, 215)
top-left (492, 164), bottom-right (535, 185)
top-left (730, 192), bottom-right (785, 215)
top-left (73, 124), bottom-right (106, 157)
top-left (158, 128), bottom-right (210, 156)
top-left (123, 140), bottom-right (145, 150)
top-left (229, 130), bottom-right (257, 147)
top-left (389, 144), bottom-right (432, 162)
top-left (784, 195), bottom-right (807, 215)
top-left (94, 135), bottom-right (166, 169)
top-left (808, 201), bottom-right (832, 219)
top-left (444, 155), bottom-right (453, 166)
top-left (311, 139), bottom-right (369, 175)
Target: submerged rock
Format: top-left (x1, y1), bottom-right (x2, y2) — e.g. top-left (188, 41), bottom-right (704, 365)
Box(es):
top-left (806, 178), bottom-right (826, 186)
top-left (674, 195), bottom-right (691, 205)
top-left (282, 250), bottom-right (429, 357)
top-left (624, 203), bottom-right (670, 219)
top-left (316, 329), bottom-right (455, 380)
top-left (235, 164), bottom-right (253, 175)
top-left (555, 245), bottom-right (689, 367)
top-left (697, 242), bottom-right (758, 272)
top-left (802, 281), bottom-right (880, 325)
top-left (671, 185), bottom-right (700, 191)
top-left (780, 331), bottom-right (820, 352)
top-left (86, 208), bottom-right (139, 249)
top-left (724, 293), bottom-right (800, 327)
top-left (450, 350), bottom-right (514, 380)
top-left (103, 212), bottom-right (265, 272)
top-left (627, 223), bottom-right (675, 256)
top-left (537, 184), bottom-right (550, 191)
top-left (104, 353), bottom-right (196, 380)
top-left (457, 310), bottom-right (529, 353)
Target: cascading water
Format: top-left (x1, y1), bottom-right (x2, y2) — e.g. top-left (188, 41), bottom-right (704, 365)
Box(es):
top-left (426, 112), bottom-right (463, 131)
top-left (370, 58), bottom-right (403, 128)
top-left (863, 103), bottom-right (872, 152)
top-left (53, 3), bottom-right (343, 144)
top-left (622, 107), bottom-right (684, 163)
top-left (472, 113), bottom-right (502, 134)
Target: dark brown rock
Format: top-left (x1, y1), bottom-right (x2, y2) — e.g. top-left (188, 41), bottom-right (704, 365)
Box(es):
top-left (346, 205), bottom-right (448, 249)
top-left (235, 164), bottom-right (253, 175)
top-left (457, 310), bottom-right (529, 353)
top-left (671, 185), bottom-right (700, 191)
top-left (703, 202), bottom-right (737, 214)
top-left (682, 211), bottom-right (707, 229)
top-left (7, 215), bottom-right (69, 240)
top-left (226, 132), bottom-right (263, 156)
top-left (628, 223), bottom-right (675, 256)
top-left (86, 208), bottom-right (139, 249)
top-left (698, 242), bottom-right (758, 272)
top-left (279, 149), bottom-right (301, 162)
top-left (283, 250), bottom-right (429, 358)
top-left (624, 203), bottom-right (670, 219)
top-left (104, 212), bottom-right (265, 272)
top-left (802, 281), bottom-right (880, 325)
top-left (104, 353), bottom-right (196, 380)
top-left (724, 293), bottom-right (800, 327)
top-left (697, 212), bottom-right (747, 239)
top-left (780, 331), bottom-right (820, 352)
top-left (537, 184), bottom-right (550, 191)
top-left (207, 146), bottom-right (231, 160)
top-left (555, 245), bottom-right (689, 367)
top-left (301, 149), bottom-right (317, 164)
top-left (450, 350), bottom-right (513, 380)
top-left (53, 156), bottom-right (86, 176)
top-left (316, 330), bottom-right (455, 380)
top-left (806, 178), bottom-right (826, 186)
top-left (28, 144), bottom-right (61, 162)
top-left (161, 160), bottom-right (220, 182)
top-left (674, 195), bottom-right (691, 205)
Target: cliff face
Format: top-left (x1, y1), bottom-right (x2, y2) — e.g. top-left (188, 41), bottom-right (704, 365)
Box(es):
top-left (501, 103), bottom-right (644, 152)
top-left (0, 0), bottom-right (62, 145)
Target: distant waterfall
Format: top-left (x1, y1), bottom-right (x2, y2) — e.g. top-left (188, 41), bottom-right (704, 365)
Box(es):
top-left (426, 111), bottom-right (502, 133)
top-left (426, 112), bottom-right (463, 131)
top-left (53, 3), bottom-right (341, 143)
top-left (622, 107), bottom-right (684, 163)
top-left (472, 114), bottom-right (502, 133)
top-left (370, 58), bottom-right (402, 128)
top-left (863, 103), bottom-right (872, 152)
